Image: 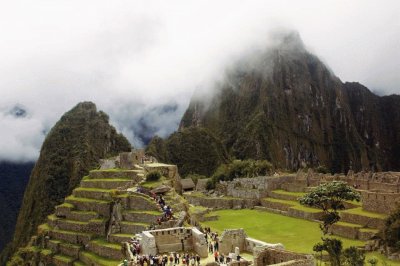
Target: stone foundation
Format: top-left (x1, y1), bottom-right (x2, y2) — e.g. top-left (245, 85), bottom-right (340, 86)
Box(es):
top-left (253, 247), bottom-right (314, 266)
top-left (140, 227), bottom-right (207, 257)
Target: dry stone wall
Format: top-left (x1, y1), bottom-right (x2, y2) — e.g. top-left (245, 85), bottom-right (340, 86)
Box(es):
top-left (253, 247), bottom-right (314, 266)
top-left (361, 190), bottom-right (400, 214)
top-left (140, 227), bottom-right (207, 257)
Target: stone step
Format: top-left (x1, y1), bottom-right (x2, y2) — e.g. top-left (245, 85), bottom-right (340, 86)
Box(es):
top-left (56, 219), bottom-right (88, 232)
top-left (59, 242), bottom-right (82, 259)
top-left (72, 187), bottom-right (114, 201)
top-left (48, 214), bottom-right (61, 227)
top-left (73, 261), bottom-right (85, 266)
top-left (52, 254), bottom-right (76, 266)
top-left (55, 218), bottom-right (107, 236)
top-left (87, 238), bottom-right (124, 260)
top-left (359, 228), bottom-right (379, 241)
top-left (50, 229), bottom-right (93, 245)
top-left (79, 250), bottom-right (122, 266)
top-left (120, 221), bottom-right (149, 234)
top-left (329, 222), bottom-right (363, 240)
top-left (122, 210), bottom-right (162, 223)
top-left (80, 178), bottom-right (134, 190)
top-left (89, 169), bottom-right (142, 179)
top-left (254, 206), bottom-right (288, 215)
top-left (109, 233), bottom-right (133, 243)
top-left (261, 198), bottom-right (293, 212)
top-left (66, 210), bottom-right (99, 222)
top-left (47, 239), bottom-right (63, 254)
top-left (118, 193), bottom-right (160, 211)
top-left (65, 196), bottom-right (111, 216)
top-left (286, 207), bottom-right (323, 221)
top-left (56, 203), bottom-right (75, 217)
top-left (269, 190), bottom-right (304, 201)
top-left (340, 207), bottom-right (386, 229)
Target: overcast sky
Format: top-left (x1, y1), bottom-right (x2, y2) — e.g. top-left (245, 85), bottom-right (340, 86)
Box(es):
top-left (0, 0), bottom-right (399, 162)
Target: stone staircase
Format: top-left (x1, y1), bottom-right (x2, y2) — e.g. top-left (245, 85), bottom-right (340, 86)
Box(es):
top-left (258, 189), bottom-right (386, 241)
top-left (17, 167), bottom-right (166, 266)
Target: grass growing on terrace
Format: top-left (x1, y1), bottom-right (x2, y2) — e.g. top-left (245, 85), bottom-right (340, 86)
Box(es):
top-left (80, 251), bottom-right (121, 266)
top-left (140, 176), bottom-right (167, 189)
top-left (201, 209), bottom-right (363, 254)
top-left (202, 209), bottom-right (400, 265)
top-left (264, 198), bottom-right (321, 213)
top-left (272, 190), bottom-right (306, 197)
top-left (341, 207), bottom-right (387, 219)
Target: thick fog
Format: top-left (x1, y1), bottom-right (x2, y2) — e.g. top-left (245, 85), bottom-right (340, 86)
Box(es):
top-left (0, 0), bottom-right (399, 162)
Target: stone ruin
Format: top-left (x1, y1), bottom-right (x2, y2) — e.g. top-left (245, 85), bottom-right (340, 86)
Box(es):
top-left (139, 227), bottom-right (208, 258)
top-left (99, 148), bottom-right (158, 170)
top-left (189, 169), bottom-right (400, 215)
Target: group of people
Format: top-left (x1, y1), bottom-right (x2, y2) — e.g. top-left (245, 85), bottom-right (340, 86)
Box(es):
top-left (135, 187), bottom-right (175, 228)
top-left (203, 227), bottom-right (240, 265)
top-left (127, 237), bottom-right (141, 256)
top-left (122, 252), bottom-right (202, 266)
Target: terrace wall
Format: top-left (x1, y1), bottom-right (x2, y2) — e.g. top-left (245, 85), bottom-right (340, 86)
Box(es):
top-left (253, 247), bottom-right (314, 266)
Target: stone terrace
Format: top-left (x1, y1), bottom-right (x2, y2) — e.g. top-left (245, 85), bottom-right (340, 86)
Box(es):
top-left (14, 165), bottom-right (170, 266)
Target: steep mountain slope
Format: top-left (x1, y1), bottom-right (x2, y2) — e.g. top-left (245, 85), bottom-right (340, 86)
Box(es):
top-left (0, 102), bottom-right (131, 265)
top-left (0, 162), bottom-right (34, 253)
top-left (146, 127), bottom-right (229, 177)
top-left (178, 32), bottom-right (400, 173)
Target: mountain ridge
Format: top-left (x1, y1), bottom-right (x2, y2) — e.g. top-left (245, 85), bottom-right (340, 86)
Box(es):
top-left (158, 32), bottom-right (400, 174)
top-left (0, 102), bottom-right (132, 265)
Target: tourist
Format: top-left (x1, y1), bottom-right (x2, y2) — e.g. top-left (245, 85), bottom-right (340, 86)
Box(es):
top-left (208, 242), bottom-right (213, 253)
top-left (219, 254), bottom-right (224, 264)
top-left (190, 256), bottom-right (195, 266)
top-left (213, 241), bottom-right (219, 252)
top-left (195, 254), bottom-right (200, 266)
top-left (175, 253), bottom-right (180, 264)
top-left (214, 251), bottom-right (218, 262)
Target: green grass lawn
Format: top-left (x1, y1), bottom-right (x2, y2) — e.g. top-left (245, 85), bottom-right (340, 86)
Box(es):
top-left (201, 209), bottom-right (400, 265)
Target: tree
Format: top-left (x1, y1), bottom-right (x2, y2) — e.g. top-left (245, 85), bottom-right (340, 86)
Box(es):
top-left (342, 246), bottom-right (365, 266)
top-left (299, 181), bottom-right (360, 234)
top-left (299, 181), bottom-right (362, 266)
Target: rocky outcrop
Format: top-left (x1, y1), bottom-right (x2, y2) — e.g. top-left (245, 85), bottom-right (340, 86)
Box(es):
top-left (1, 102), bottom-right (131, 265)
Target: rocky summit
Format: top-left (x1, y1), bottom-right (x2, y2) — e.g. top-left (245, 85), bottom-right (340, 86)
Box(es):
top-left (0, 102), bottom-right (131, 265)
top-left (176, 32), bottom-right (400, 174)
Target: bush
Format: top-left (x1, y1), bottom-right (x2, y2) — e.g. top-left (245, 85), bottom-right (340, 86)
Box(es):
top-left (186, 174), bottom-right (207, 185)
top-left (316, 165), bottom-right (329, 174)
top-left (145, 171), bottom-right (161, 182)
top-left (207, 159), bottom-right (272, 190)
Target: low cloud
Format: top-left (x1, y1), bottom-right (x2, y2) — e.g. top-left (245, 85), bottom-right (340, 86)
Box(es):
top-left (0, 0), bottom-right (399, 162)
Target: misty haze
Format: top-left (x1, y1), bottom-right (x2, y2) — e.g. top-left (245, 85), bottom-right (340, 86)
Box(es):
top-left (1, 1), bottom-right (400, 266)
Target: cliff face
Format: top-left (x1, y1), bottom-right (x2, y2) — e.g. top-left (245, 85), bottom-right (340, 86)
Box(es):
top-left (1, 102), bottom-right (131, 264)
top-left (179, 33), bottom-right (400, 173)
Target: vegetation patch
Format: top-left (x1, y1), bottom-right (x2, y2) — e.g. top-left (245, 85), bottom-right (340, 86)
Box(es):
top-left (91, 239), bottom-right (121, 250)
top-left (341, 207), bottom-right (386, 219)
top-left (145, 171), bottom-right (162, 182)
top-left (66, 195), bottom-right (110, 204)
top-left (54, 254), bottom-right (74, 263)
top-left (141, 176), bottom-right (166, 189)
top-left (201, 209), bottom-right (363, 254)
top-left (207, 159), bottom-right (272, 189)
top-left (80, 251), bottom-right (121, 266)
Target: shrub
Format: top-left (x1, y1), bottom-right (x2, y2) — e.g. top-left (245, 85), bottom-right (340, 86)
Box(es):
top-left (145, 171), bottom-right (161, 182)
top-left (316, 165), bottom-right (329, 174)
top-left (186, 174), bottom-right (207, 185)
top-left (207, 159), bottom-right (272, 189)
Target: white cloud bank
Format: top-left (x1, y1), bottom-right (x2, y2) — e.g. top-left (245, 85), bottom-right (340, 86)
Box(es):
top-left (0, 0), bottom-right (399, 162)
